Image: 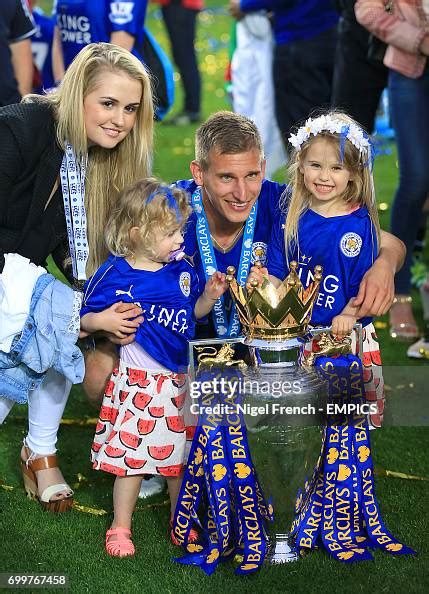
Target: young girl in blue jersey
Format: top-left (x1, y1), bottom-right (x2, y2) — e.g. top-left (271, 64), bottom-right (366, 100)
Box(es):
top-left (80, 178), bottom-right (228, 557)
top-left (263, 111), bottom-right (385, 428)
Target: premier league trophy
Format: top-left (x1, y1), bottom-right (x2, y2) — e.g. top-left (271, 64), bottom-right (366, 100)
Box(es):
top-left (174, 263), bottom-right (415, 575)
top-left (180, 262), bottom-right (332, 567)
top-left (223, 262), bottom-right (328, 563)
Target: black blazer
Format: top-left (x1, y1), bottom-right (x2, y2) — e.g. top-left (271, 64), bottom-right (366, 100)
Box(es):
top-left (0, 101), bottom-right (68, 274)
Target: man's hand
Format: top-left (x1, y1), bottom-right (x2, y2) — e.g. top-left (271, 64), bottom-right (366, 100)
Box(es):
top-left (351, 258), bottom-right (394, 318)
top-left (353, 229), bottom-right (405, 317)
top-left (420, 35), bottom-right (429, 56)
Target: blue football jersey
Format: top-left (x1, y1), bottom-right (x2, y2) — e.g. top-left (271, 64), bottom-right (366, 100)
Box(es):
top-left (267, 207), bottom-right (378, 327)
top-left (53, 0), bottom-right (147, 67)
top-left (176, 178), bottom-right (285, 337)
top-left (32, 8), bottom-right (55, 92)
top-left (179, 178), bottom-right (285, 275)
top-left (81, 255), bottom-right (201, 372)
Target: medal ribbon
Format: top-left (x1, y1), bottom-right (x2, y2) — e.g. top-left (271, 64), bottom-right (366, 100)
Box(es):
top-left (191, 187), bottom-right (258, 337)
top-left (60, 142), bottom-right (89, 280)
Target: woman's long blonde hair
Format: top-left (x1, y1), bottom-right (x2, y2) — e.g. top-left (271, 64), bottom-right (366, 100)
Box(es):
top-left (282, 111), bottom-right (380, 260)
top-left (25, 42), bottom-right (154, 276)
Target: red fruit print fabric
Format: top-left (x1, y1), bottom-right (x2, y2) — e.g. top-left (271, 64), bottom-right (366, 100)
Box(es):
top-left (303, 322), bottom-right (385, 428)
top-left (91, 363), bottom-right (189, 476)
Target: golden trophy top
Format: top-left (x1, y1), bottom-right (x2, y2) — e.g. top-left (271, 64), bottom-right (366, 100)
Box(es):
top-left (226, 261), bottom-right (323, 341)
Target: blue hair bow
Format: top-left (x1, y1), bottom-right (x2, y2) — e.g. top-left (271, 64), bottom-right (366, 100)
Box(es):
top-left (339, 124), bottom-right (376, 171)
top-left (339, 124), bottom-right (350, 163)
top-left (146, 185), bottom-right (181, 221)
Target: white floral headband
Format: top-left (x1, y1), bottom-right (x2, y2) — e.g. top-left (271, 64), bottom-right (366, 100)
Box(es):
top-left (288, 115), bottom-right (374, 168)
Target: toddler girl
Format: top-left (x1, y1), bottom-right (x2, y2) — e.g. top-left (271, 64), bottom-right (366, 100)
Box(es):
top-left (80, 178), bottom-right (228, 556)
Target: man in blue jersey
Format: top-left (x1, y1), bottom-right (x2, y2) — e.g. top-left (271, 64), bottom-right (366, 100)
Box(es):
top-left (176, 110), bottom-right (404, 338)
top-left (229, 0), bottom-right (339, 146)
top-left (52, 0), bottom-right (147, 81)
top-left (176, 111), bottom-right (285, 338)
top-left (29, 1), bottom-right (55, 92)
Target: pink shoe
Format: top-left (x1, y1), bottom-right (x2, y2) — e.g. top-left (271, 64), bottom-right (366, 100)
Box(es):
top-left (105, 527), bottom-right (135, 557)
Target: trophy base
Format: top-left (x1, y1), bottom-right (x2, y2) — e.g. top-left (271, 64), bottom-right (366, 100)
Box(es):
top-left (266, 534), bottom-right (300, 564)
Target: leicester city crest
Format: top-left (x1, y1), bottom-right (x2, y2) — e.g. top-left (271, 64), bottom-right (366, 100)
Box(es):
top-left (179, 272), bottom-right (191, 297)
top-left (109, 2), bottom-right (134, 25)
top-left (340, 232), bottom-right (362, 258)
top-left (251, 242), bottom-right (268, 265)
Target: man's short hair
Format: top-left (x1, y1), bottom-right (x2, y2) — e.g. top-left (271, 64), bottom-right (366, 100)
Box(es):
top-left (195, 111), bottom-right (264, 169)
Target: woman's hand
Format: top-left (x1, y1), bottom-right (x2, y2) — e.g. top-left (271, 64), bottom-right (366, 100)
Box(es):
top-left (80, 301), bottom-right (144, 343)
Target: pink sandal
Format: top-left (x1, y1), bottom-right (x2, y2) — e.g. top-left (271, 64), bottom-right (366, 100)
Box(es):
top-left (105, 527), bottom-right (135, 557)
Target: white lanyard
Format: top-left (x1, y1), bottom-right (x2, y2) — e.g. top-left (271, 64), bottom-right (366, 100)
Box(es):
top-left (60, 142), bottom-right (89, 281)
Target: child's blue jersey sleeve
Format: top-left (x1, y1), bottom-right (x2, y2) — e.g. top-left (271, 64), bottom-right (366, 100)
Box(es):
top-left (80, 257), bottom-right (116, 318)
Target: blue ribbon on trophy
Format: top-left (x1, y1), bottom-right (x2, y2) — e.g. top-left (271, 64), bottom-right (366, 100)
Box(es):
top-left (172, 367), bottom-right (272, 574)
top-left (291, 354), bottom-right (415, 562)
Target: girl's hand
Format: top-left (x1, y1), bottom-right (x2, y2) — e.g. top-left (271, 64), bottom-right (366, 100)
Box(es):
top-left (195, 272), bottom-right (229, 319)
top-left (204, 271), bottom-right (229, 301)
top-left (331, 313), bottom-right (356, 339)
top-left (246, 264), bottom-right (269, 289)
top-left (80, 302), bottom-right (144, 340)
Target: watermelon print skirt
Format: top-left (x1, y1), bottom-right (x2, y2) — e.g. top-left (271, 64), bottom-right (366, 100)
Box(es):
top-left (304, 322), bottom-right (385, 428)
top-left (91, 361), bottom-right (188, 477)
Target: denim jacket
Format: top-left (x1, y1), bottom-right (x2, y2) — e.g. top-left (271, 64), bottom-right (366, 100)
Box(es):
top-left (0, 274), bottom-right (84, 403)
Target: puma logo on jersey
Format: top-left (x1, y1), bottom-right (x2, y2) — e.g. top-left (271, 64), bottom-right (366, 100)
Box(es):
top-left (115, 285), bottom-right (134, 299)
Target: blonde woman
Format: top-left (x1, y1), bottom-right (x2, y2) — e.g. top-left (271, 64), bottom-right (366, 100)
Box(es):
top-left (0, 42), bottom-right (153, 511)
